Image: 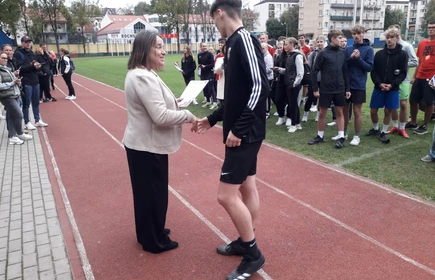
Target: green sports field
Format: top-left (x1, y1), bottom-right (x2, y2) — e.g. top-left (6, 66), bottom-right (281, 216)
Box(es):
top-left (74, 55), bottom-right (435, 201)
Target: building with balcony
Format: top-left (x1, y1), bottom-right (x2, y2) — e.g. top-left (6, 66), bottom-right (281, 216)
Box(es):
top-left (253, 0), bottom-right (299, 33)
top-left (299, 0), bottom-right (385, 41)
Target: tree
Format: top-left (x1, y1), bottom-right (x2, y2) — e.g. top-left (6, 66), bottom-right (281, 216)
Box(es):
top-left (154, 0), bottom-right (190, 51)
top-left (28, 0), bottom-right (46, 44)
top-left (0, 0), bottom-right (21, 43)
top-left (242, 8), bottom-right (258, 32)
top-left (70, 0), bottom-right (101, 54)
top-left (280, 5), bottom-right (298, 37)
top-left (265, 18), bottom-right (285, 39)
top-left (36, 0), bottom-right (67, 53)
top-left (384, 6), bottom-right (405, 31)
top-left (421, 0), bottom-right (435, 38)
top-left (134, 1), bottom-right (153, 15)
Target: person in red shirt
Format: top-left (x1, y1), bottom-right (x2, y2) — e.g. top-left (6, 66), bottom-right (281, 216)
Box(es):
top-left (408, 20), bottom-right (435, 135)
top-left (298, 34), bottom-right (310, 56)
top-left (259, 32), bottom-right (274, 56)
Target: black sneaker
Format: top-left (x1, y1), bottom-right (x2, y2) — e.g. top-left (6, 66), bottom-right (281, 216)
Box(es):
top-left (414, 125), bottom-right (428, 135)
top-left (405, 122), bottom-right (418, 130)
top-left (217, 238), bottom-right (245, 256)
top-left (335, 137), bottom-right (345, 149)
top-left (365, 128), bottom-right (380, 136)
top-left (51, 97), bottom-right (57, 102)
top-left (226, 253), bottom-right (265, 280)
top-left (308, 135), bottom-right (324, 145)
top-left (379, 132), bottom-right (390, 144)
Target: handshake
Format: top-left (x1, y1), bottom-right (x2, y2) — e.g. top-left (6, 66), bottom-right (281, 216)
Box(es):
top-left (190, 116), bottom-right (210, 134)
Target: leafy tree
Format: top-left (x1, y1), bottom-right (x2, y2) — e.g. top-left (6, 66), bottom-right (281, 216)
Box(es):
top-left (279, 5), bottom-right (298, 37)
top-left (421, 0), bottom-right (435, 38)
top-left (28, 0), bottom-right (45, 44)
top-left (384, 6), bottom-right (405, 31)
top-left (265, 18), bottom-right (285, 39)
top-left (0, 0), bottom-right (21, 43)
top-left (134, 1), bottom-right (153, 15)
top-left (70, 0), bottom-right (101, 54)
top-left (242, 8), bottom-right (258, 32)
top-left (36, 0), bottom-right (67, 52)
top-left (154, 0), bottom-right (190, 51)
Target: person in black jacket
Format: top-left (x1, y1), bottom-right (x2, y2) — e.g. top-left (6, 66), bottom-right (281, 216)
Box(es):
top-left (198, 42), bottom-right (217, 108)
top-left (366, 27), bottom-right (408, 144)
top-left (13, 36), bottom-right (48, 130)
top-left (35, 47), bottom-right (55, 102)
top-left (193, 0), bottom-right (269, 278)
top-left (180, 45), bottom-right (196, 86)
top-left (308, 29), bottom-right (350, 149)
top-left (58, 48), bottom-right (76, 100)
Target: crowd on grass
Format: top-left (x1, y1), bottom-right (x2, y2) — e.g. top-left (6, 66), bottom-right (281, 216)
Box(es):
top-left (0, 35), bottom-right (76, 145)
top-left (179, 23), bottom-right (435, 163)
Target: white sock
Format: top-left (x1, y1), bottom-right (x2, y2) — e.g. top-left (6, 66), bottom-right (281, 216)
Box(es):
top-left (373, 123), bottom-right (379, 130)
top-left (399, 122), bottom-right (406, 130)
top-left (382, 124), bottom-right (389, 133)
top-left (392, 120), bottom-right (399, 128)
top-left (318, 131), bottom-right (324, 138)
top-left (304, 111), bottom-right (308, 117)
top-left (338, 131), bottom-right (345, 138)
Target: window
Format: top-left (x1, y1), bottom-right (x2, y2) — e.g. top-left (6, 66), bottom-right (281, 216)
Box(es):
top-left (133, 22), bottom-right (146, 34)
top-left (299, 23), bottom-right (303, 30)
top-left (269, 4), bottom-right (274, 10)
top-left (276, 4), bottom-right (281, 10)
top-left (325, 22), bottom-right (328, 28)
top-left (325, 9), bottom-right (329, 15)
top-left (341, 22), bottom-right (344, 28)
top-left (300, 12), bottom-right (304, 19)
top-left (318, 22), bottom-right (322, 28)
top-left (319, 10), bottom-right (323, 16)
top-left (269, 11), bottom-right (275, 18)
top-left (300, 1), bottom-right (304, 7)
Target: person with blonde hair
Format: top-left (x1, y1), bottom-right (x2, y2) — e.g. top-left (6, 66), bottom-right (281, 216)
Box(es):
top-left (366, 27), bottom-right (408, 144)
top-left (180, 45), bottom-right (196, 86)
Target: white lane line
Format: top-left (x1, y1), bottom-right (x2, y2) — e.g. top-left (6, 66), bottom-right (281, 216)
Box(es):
top-left (39, 117), bottom-right (95, 279)
top-left (53, 86), bottom-right (273, 280)
top-left (335, 141), bottom-right (417, 167)
top-left (72, 73), bottom-right (435, 209)
top-left (181, 139), bottom-right (435, 276)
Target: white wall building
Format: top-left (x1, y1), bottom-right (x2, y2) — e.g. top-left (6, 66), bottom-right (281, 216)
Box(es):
top-left (253, 0), bottom-right (299, 33)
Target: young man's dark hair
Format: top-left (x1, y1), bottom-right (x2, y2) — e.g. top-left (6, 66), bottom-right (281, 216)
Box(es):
top-left (210, 0), bottom-right (242, 18)
top-left (194, 0), bottom-right (269, 278)
top-left (327, 29), bottom-right (343, 42)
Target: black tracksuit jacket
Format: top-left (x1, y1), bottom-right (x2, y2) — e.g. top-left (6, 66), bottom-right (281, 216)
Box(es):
top-left (207, 27), bottom-right (269, 144)
top-left (13, 47), bottom-right (39, 86)
top-left (371, 44), bottom-right (408, 91)
top-left (311, 44), bottom-right (350, 94)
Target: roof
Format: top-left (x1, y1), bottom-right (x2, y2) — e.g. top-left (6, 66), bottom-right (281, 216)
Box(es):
top-left (97, 15), bottom-right (148, 35)
top-left (254, 0), bottom-right (299, 6)
top-left (25, 8), bottom-right (67, 22)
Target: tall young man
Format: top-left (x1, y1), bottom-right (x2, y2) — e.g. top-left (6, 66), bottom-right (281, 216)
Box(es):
top-left (387, 25), bottom-right (418, 138)
top-left (198, 42), bottom-right (217, 109)
top-left (342, 25), bottom-right (374, 146)
top-left (308, 30), bottom-right (351, 149)
top-left (366, 28), bottom-right (408, 143)
top-left (407, 21), bottom-right (435, 135)
top-left (194, 0), bottom-right (269, 278)
top-left (298, 34), bottom-right (310, 56)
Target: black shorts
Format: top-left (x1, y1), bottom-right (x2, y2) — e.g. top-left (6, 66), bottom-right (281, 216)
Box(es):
top-left (319, 93), bottom-right (345, 108)
top-left (410, 78), bottom-right (435, 105)
top-left (220, 141), bottom-right (262, 185)
top-left (346, 89), bottom-right (366, 104)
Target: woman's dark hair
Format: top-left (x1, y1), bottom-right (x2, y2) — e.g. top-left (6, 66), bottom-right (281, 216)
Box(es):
top-left (1, 44), bottom-right (12, 51)
top-left (60, 48), bottom-right (69, 55)
top-left (128, 29), bottom-right (159, 70)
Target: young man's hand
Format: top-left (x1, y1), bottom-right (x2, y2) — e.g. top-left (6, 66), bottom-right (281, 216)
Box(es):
top-left (345, 91), bottom-right (351, 99)
top-left (313, 91), bottom-right (320, 98)
top-left (226, 131), bottom-right (241, 147)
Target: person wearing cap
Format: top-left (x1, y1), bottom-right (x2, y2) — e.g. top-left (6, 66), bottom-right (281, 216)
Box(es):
top-left (13, 36), bottom-right (48, 129)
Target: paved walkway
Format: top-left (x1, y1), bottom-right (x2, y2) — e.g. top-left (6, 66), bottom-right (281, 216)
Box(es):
top-left (0, 109), bottom-right (73, 280)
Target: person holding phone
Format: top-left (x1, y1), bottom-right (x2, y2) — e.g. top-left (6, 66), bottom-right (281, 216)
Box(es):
top-left (0, 51), bottom-right (32, 144)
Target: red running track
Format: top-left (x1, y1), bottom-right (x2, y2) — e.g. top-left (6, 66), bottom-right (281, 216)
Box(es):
top-left (37, 74), bottom-right (435, 280)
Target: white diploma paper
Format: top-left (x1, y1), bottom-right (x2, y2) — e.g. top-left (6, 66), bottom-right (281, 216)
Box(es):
top-left (178, 80), bottom-right (209, 107)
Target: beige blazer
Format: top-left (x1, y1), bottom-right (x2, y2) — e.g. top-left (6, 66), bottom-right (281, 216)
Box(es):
top-left (122, 68), bottom-right (194, 154)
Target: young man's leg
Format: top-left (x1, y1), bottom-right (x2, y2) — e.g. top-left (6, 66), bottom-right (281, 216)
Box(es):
top-left (390, 82), bottom-right (410, 137)
top-left (408, 79), bottom-right (423, 128)
top-left (421, 125), bottom-right (435, 162)
top-left (308, 98), bottom-right (328, 145)
top-left (367, 88), bottom-right (384, 136)
top-left (239, 175), bottom-right (259, 228)
top-left (414, 79), bottom-right (435, 135)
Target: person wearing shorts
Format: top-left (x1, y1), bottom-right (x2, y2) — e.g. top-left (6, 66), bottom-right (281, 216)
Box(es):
top-left (194, 0), bottom-right (269, 279)
top-left (308, 29), bottom-right (351, 149)
top-left (408, 21), bottom-right (435, 135)
top-left (385, 25), bottom-right (418, 139)
top-left (341, 24), bottom-right (374, 146)
top-left (366, 27), bottom-right (408, 144)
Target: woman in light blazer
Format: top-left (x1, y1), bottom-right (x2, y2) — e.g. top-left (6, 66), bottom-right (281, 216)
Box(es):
top-left (123, 30), bottom-right (197, 254)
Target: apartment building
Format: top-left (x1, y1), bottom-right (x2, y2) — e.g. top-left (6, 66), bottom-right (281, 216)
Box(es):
top-left (253, 0), bottom-right (299, 33)
top-left (299, 0), bottom-right (385, 41)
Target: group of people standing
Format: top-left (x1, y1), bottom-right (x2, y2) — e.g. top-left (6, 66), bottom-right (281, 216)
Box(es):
top-left (0, 35), bottom-right (76, 145)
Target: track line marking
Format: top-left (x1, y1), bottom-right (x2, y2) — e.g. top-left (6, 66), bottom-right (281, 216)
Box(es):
top-left (335, 141), bottom-right (417, 167)
top-left (182, 139), bottom-right (435, 276)
top-left (72, 73), bottom-right (435, 209)
top-left (52, 87), bottom-right (273, 280)
top-left (39, 121), bottom-right (95, 279)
